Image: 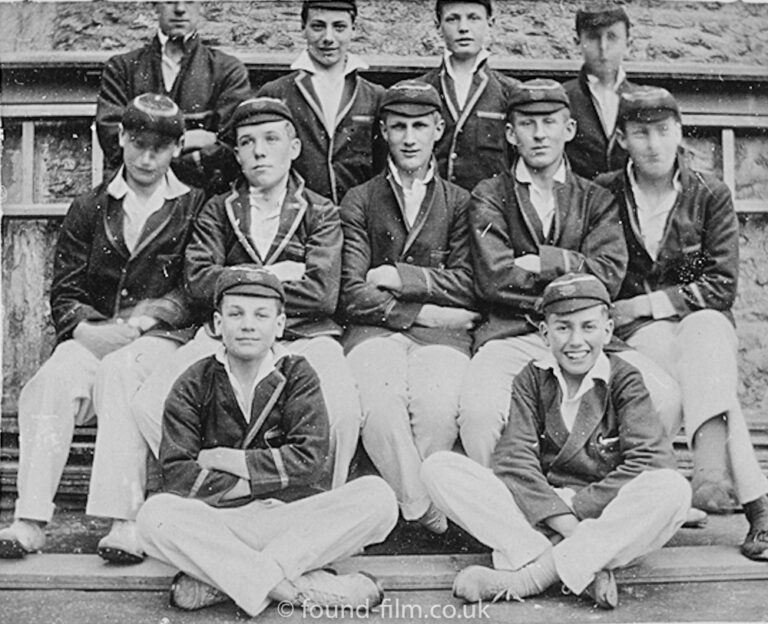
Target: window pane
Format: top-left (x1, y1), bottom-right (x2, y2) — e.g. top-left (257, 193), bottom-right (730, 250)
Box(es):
top-left (33, 120), bottom-right (92, 204)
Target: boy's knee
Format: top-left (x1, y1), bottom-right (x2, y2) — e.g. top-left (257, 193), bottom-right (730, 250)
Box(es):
top-left (348, 475), bottom-right (398, 528)
top-left (136, 493), bottom-right (183, 541)
top-left (420, 450), bottom-right (460, 488)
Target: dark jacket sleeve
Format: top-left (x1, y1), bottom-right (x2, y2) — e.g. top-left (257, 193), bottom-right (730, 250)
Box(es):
top-left (95, 55), bottom-right (131, 171)
top-left (658, 180), bottom-right (738, 316)
top-left (244, 357), bottom-right (330, 496)
top-left (395, 188), bottom-right (476, 309)
top-left (184, 194), bottom-right (234, 308)
top-left (339, 185), bottom-right (422, 329)
top-left (469, 181), bottom-right (542, 308)
top-left (50, 196), bottom-right (109, 340)
top-left (160, 367), bottom-right (241, 506)
top-left (282, 199), bottom-right (343, 318)
top-left (571, 366), bottom-right (676, 519)
top-left (491, 365), bottom-right (574, 526)
top-left (538, 183), bottom-right (627, 297)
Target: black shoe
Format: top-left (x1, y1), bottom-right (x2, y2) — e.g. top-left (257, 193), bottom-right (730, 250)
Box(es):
top-left (741, 528), bottom-right (768, 561)
top-left (97, 546), bottom-right (145, 565)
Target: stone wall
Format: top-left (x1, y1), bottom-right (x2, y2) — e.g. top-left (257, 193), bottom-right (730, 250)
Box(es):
top-left (2, 0), bottom-right (767, 66)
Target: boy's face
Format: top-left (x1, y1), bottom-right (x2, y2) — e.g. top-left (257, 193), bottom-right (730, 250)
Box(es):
top-left (437, 2), bottom-right (492, 61)
top-left (155, 1), bottom-right (202, 38)
top-left (118, 127), bottom-right (181, 189)
top-left (577, 22), bottom-right (629, 80)
top-left (617, 116), bottom-right (682, 181)
top-left (381, 112), bottom-right (445, 175)
top-left (506, 109), bottom-right (576, 171)
top-left (214, 294), bottom-right (285, 363)
top-left (235, 121), bottom-right (300, 191)
top-left (303, 8), bottom-right (355, 68)
top-left (540, 304), bottom-right (613, 381)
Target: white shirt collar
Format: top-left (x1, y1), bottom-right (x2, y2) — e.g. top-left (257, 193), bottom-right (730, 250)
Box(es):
top-left (535, 350), bottom-right (612, 401)
top-left (388, 158), bottom-right (435, 191)
top-left (291, 49), bottom-right (369, 76)
top-left (586, 66), bottom-right (627, 92)
top-left (107, 166), bottom-right (190, 201)
top-left (157, 28), bottom-right (196, 47)
top-left (216, 345), bottom-right (278, 423)
top-left (442, 48), bottom-right (491, 80)
top-left (627, 161), bottom-right (682, 196)
top-left (515, 158), bottom-right (567, 185)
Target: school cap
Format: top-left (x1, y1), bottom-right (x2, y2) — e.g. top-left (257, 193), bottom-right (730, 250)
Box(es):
top-left (121, 93), bottom-right (184, 140)
top-left (302, 0), bottom-right (357, 18)
top-left (230, 97), bottom-right (296, 131)
top-left (436, 0), bottom-right (493, 17)
top-left (541, 273), bottom-right (611, 315)
top-left (575, 3), bottom-right (631, 33)
top-left (380, 80), bottom-right (442, 117)
top-left (508, 79), bottom-right (570, 116)
top-left (618, 86), bottom-right (681, 126)
top-left (214, 266), bottom-right (286, 307)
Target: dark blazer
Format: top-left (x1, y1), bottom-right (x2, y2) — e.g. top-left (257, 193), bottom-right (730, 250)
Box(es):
top-left (469, 161), bottom-right (627, 350)
top-left (339, 168), bottom-right (476, 353)
top-left (492, 354), bottom-right (676, 526)
top-left (184, 171), bottom-right (342, 339)
top-left (51, 176), bottom-right (206, 344)
top-left (595, 161), bottom-right (739, 339)
top-left (96, 34), bottom-right (251, 195)
top-left (257, 70), bottom-right (386, 204)
top-left (419, 59), bottom-right (521, 191)
top-left (159, 352), bottom-right (329, 507)
top-left (564, 67), bottom-right (638, 181)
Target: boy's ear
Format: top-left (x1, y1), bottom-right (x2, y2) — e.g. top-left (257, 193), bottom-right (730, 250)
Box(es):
top-left (564, 117), bottom-right (577, 143)
top-left (505, 122), bottom-right (517, 147)
top-left (615, 127), bottom-right (627, 151)
top-left (539, 320), bottom-right (550, 346)
top-left (275, 312), bottom-right (286, 340)
top-left (118, 124), bottom-right (127, 148)
top-left (172, 136), bottom-right (184, 159)
top-left (212, 310), bottom-right (223, 338)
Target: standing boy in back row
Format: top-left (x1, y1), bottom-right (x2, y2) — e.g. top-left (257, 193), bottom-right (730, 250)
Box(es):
top-left (564, 3), bottom-right (636, 180)
top-left (419, 0), bottom-right (521, 191)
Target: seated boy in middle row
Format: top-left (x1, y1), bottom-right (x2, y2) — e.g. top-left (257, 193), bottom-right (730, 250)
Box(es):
top-left (422, 273), bottom-right (690, 609)
top-left (339, 80), bottom-right (479, 534)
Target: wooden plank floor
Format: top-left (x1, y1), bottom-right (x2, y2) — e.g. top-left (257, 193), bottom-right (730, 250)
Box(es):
top-left (1, 546), bottom-right (766, 592)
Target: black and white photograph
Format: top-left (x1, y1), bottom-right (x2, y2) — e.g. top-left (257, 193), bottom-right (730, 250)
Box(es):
top-left (1, 1), bottom-right (767, 621)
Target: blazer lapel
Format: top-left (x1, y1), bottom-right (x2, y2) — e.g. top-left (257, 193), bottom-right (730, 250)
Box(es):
top-left (401, 179), bottom-right (438, 257)
top-left (294, 72), bottom-right (331, 136)
top-left (102, 196), bottom-right (131, 260)
top-left (130, 198), bottom-right (177, 259)
top-left (224, 186), bottom-right (264, 265)
top-left (510, 173), bottom-right (545, 244)
top-left (264, 173), bottom-right (308, 265)
top-left (552, 383), bottom-right (608, 466)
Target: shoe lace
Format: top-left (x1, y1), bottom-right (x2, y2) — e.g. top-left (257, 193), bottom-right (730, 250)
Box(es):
top-left (296, 587), bottom-right (348, 607)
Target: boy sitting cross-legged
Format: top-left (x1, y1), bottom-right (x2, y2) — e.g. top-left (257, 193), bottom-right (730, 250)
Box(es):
top-left (422, 273), bottom-right (690, 609)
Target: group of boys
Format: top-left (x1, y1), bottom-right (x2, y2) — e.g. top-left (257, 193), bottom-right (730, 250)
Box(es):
top-left (2, 0), bottom-right (767, 618)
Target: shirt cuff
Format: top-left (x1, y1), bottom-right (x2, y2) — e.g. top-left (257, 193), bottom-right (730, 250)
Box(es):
top-left (648, 291), bottom-right (677, 320)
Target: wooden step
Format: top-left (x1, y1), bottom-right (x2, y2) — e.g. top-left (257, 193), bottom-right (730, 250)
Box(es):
top-left (0, 547), bottom-right (765, 592)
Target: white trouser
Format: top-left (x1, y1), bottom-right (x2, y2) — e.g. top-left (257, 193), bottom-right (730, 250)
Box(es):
top-left (421, 452), bottom-right (690, 594)
top-left (458, 333), bottom-right (683, 466)
top-left (136, 476), bottom-right (398, 617)
top-left (86, 336), bottom-right (181, 520)
top-left (627, 309), bottom-right (768, 504)
top-left (347, 334), bottom-right (468, 519)
top-left (14, 340), bottom-right (100, 522)
top-left (131, 328), bottom-right (362, 488)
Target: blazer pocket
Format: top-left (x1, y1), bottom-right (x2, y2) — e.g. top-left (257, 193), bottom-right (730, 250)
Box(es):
top-left (475, 111), bottom-right (507, 152)
top-left (347, 115), bottom-right (375, 154)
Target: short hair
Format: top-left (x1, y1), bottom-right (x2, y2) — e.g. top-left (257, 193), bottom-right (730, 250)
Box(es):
top-left (301, 3), bottom-right (357, 27)
top-left (616, 111), bottom-right (681, 132)
top-left (435, 0), bottom-right (492, 21)
top-left (575, 11), bottom-right (630, 37)
top-left (235, 120), bottom-right (297, 143)
top-left (380, 109), bottom-right (443, 124)
top-left (507, 106), bottom-right (572, 125)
